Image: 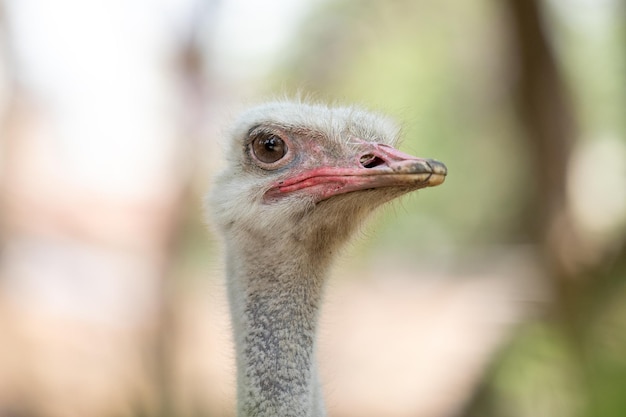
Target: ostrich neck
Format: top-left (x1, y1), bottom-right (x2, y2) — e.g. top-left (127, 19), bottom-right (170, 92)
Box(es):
top-left (226, 243), bottom-right (331, 417)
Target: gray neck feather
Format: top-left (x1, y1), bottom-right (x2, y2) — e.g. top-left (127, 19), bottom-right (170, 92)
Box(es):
top-left (221, 197), bottom-right (372, 417)
top-left (226, 245), bottom-right (330, 417)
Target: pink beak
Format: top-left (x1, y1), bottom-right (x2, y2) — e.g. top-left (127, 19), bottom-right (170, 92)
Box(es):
top-left (265, 141), bottom-right (447, 203)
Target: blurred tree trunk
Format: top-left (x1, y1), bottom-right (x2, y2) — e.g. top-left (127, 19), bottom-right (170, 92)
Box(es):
top-left (506, 0), bottom-right (626, 345)
top-left (507, 0), bottom-right (583, 332)
top-left (462, 0), bottom-right (626, 416)
top-left (151, 2), bottom-right (216, 414)
top-left (509, 0), bottom-right (576, 248)
top-left (505, 0), bottom-right (589, 346)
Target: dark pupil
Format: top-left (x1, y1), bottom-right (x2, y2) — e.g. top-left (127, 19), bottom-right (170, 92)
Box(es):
top-left (264, 137), bottom-right (278, 152)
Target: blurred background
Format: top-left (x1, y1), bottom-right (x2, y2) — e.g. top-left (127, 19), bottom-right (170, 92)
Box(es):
top-left (0, 0), bottom-right (624, 416)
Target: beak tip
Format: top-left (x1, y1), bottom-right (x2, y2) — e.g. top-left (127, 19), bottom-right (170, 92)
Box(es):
top-left (427, 159), bottom-right (447, 176)
top-left (425, 159), bottom-right (447, 187)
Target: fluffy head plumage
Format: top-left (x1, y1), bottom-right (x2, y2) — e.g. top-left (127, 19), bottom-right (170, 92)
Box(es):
top-left (209, 101), bottom-right (407, 252)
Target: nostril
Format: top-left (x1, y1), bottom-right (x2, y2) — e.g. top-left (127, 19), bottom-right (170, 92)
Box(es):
top-left (360, 154), bottom-right (386, 169)
top-left (361, 155), bottom-right (386, 169)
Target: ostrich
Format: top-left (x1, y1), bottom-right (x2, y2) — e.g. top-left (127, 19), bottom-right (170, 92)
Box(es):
top-left (208, 101), bottom-right (447, 417)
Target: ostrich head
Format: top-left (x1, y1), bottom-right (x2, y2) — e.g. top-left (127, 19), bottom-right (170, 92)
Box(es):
top-left (210, 101), bottom-right (446, 260)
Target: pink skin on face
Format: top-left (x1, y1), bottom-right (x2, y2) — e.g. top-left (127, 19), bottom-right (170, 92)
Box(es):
top-left (264, 140), bottom-right (447, 203)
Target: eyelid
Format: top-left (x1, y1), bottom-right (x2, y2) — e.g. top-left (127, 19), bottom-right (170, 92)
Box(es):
top-left (247, 125), bottom-right (280, 141)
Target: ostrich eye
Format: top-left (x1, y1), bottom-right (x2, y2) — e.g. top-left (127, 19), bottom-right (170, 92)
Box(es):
top-left (251, 134), bottom-right (287, 164)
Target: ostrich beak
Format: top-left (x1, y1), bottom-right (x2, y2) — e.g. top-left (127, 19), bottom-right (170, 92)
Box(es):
top-left (267, 142), bottom-right (447, 203)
